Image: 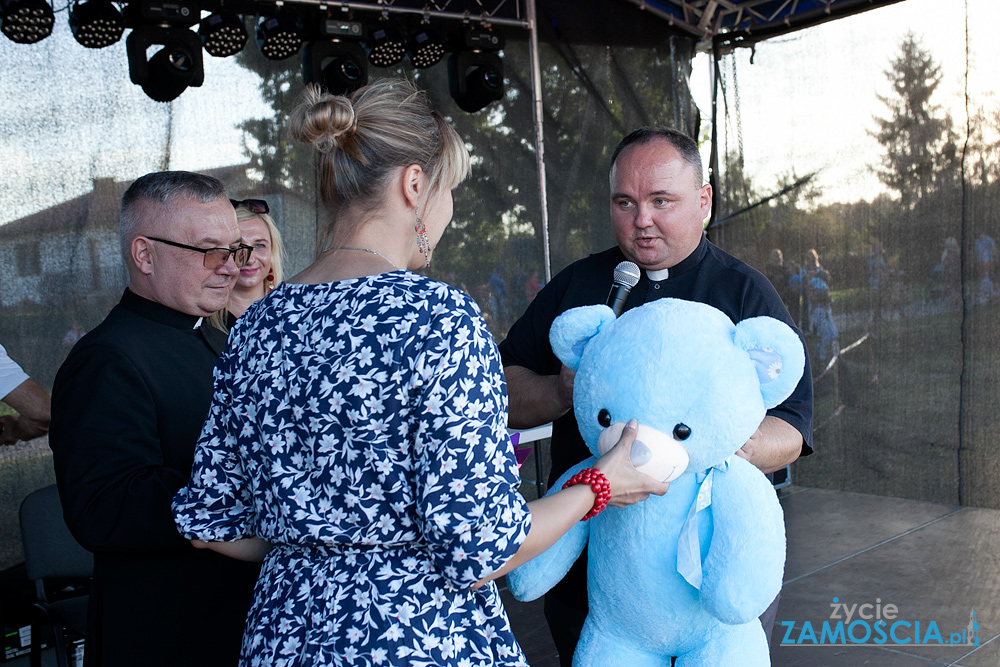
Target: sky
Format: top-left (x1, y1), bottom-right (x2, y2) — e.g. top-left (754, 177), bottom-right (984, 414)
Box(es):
top-left (0, 0), bottom-right (997, 226)
top-left (690, 0), bottom-right (1000, 205)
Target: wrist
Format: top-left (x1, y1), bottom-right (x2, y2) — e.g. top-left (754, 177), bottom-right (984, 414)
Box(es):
top-left (562, 468), bottom-right (611, 520)
top-left (552, 377), bottom-right (572, 413)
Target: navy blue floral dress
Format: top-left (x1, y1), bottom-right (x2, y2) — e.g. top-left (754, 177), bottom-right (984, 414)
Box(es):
top-left (173, 272), bottom-right (532, 667)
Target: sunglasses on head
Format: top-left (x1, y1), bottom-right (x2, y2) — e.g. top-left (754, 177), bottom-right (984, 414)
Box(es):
top-left (230, 198), bottom-right (269, 215)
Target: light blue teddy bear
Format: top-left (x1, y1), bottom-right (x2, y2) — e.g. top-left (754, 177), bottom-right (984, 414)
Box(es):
top-left (506, 297), bottom-right (805, 667)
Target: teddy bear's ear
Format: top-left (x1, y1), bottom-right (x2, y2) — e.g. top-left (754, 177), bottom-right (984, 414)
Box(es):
top-left (733, 316), bottom-right (806, 409)
top-left (549, 305), bottom-right (617, 371)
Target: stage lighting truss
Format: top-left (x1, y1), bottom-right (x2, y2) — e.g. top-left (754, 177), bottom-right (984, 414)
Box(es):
top-left (130, 0), bottom-right (197, 26)
top-left (366, 17), bottom-right (405, 68)
top-left (448, 25), bottom-right (505, 113)
top-left (408, 22), bottom-right (444, 69)
top-left (0, 0), bottom-right (55, 44)
top-left (69, 0), bottom-right (124, 48)
top-left (127, 24), bottom-right (204, 102)
top-left (256, 6), bottom-right (303, 60)
top-left (199, 9), bottom-right (247, 58)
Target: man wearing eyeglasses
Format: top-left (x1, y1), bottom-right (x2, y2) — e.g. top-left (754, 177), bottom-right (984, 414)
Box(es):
top-left (48, 171), bottom-right (261, 667)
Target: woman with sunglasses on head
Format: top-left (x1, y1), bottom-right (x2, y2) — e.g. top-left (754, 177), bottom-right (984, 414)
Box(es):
top-left (173, 78), bottom-right (668, 667)
top-left (209, 199), bottom-right (285, 332)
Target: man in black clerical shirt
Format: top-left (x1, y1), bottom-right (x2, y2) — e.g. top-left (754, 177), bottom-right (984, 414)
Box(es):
top-left (499, 128), bottom-right (813, 666)
top-left (49, 171), bottom-right (260, 667)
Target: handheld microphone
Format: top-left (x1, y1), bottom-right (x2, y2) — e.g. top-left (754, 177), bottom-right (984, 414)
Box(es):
top-left (606, 261), bottom-right (641, 317)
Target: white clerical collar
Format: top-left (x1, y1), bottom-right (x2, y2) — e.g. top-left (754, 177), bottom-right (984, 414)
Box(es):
top-left (193, 317), bottom-right (203, 329)
top-left (646, 268), bottom-right (670, 281)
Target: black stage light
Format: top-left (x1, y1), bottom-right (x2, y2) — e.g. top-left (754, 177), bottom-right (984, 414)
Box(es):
top-left (303, 39), bottom-right (368, 96)
top-left (69, 0), bottom-right (124, 48)
top-left (199, 9), bottom-right (247, 58)
top-left (127, 25), bottom-right (204, 102)
top-left (0, 0), bottom-right (55, 44)
top-left (408, 24), bottom-right (444, 69)
top-left (449, 50), bottom-right (503, 113)
top-left (256, 6), bottom-right (303, 60)
top-left (320, 15), bottom-right (365, 41)
top-left (130, 0), bottom-right (197, 25)
top-left (366, 19), bottom-right (404, 67)
top-left (448, 27), bottom-right (504, 113)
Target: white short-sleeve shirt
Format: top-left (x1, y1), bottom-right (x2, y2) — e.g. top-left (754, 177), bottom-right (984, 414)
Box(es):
top-left (0, 342), bottom-right (30, 400)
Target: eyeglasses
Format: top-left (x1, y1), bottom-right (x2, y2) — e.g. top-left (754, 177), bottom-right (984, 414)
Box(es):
top-left (146, 237), bottom-right (254, 269)
top-left (230, 198), bottom-right (269, 215)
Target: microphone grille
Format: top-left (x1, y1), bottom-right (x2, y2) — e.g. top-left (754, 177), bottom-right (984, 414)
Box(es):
top-left (613, 261), bottom-right (641, 288)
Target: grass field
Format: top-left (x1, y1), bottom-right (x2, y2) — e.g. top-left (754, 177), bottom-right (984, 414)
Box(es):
top-left (795, 286), bottom-right (1000, 508)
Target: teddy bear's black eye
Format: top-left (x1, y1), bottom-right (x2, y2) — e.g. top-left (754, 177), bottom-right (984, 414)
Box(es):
top-left (673, 423), bottom-right (691, 440)
top-left (598, 409), bottom-right (612, 428)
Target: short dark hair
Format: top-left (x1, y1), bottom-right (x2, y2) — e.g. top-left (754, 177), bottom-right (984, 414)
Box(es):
top-left (119, 171), bottom-right (228, 260)
top-left (610, 127), bottom-right (704, 186)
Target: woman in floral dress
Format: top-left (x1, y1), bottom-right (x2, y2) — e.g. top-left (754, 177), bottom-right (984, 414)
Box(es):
top-left (173, 79), bottom-right (668, 667)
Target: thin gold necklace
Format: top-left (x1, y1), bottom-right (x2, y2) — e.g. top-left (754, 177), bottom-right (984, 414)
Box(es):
top-left (331, 246), bottom-right (399, 270)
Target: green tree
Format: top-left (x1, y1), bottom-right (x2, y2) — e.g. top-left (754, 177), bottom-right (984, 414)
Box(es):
top-left (234, 44), bottom-right (322, 193)
top-left (964, 102), bottom-right (1000, 185)
top-left (708, 149), bottom-right (768, 262)
top-left (871, 32), bottom-right (958, 210)
top-left (231, 25), bottom-right (696, 335)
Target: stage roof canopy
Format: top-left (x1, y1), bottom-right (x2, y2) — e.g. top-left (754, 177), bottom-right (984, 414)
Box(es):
top-left (614, 0), bottom-right (908, 46)
top-left (205, 1), bottom-right (907, 50)
top-left (308, 1), bottom-right (909, 49)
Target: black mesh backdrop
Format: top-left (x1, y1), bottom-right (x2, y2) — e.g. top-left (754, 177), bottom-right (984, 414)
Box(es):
top-left (707, 0), bottom-right (1000, 509)
top-left (0, 6), bottom-right (694, 566)
top-left (2, 0), bottom-right (997, 570)
top-left (448, 33), bottom-right (698, 338)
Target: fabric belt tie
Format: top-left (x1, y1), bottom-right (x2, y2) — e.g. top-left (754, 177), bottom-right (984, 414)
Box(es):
top-left (677, 459), bottom-right (729, 590)
top-left (271, 541), bottom-right (419, 557)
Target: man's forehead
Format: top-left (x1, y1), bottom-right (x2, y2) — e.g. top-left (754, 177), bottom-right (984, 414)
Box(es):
top-left (159, 196), bottom-right (239, 240)
top-left (609, 165), bottom-right (700, 197)
top-left (610, 142), bottom-right (699, 189)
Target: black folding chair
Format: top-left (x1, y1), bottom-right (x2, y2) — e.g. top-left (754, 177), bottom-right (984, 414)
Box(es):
top-left (19, 485), bottom-right (93, 667)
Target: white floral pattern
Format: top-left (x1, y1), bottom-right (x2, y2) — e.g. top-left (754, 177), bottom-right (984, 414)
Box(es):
top-left (173, 272), bottom-right (531, 667)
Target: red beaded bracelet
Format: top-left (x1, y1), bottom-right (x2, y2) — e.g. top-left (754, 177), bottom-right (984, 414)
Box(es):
top-left (562, 467), bottom-right (612, 520)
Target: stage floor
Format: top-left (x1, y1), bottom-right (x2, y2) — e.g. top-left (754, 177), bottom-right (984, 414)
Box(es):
top-left (501, 485), bottom-right (999, 666)
top-left (12, 485), bottom-right (997, 666)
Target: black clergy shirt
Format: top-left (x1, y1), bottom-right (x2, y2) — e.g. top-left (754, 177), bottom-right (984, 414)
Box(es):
top-left (49, 288), bottom-right (259, 667)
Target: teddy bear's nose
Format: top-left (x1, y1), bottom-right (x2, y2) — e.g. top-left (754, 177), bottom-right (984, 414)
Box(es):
top-left (597, 422), bottom-right (690, 483)
top-left (630, 439), bottom-right (653, 466)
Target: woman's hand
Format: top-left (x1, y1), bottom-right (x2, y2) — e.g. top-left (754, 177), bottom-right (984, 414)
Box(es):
top-left (191, 536), bottom-right (272, 562)
top-left (593, 420), bottom-right (671, 507)
top-left (471, 420), bottom-right (670, 589)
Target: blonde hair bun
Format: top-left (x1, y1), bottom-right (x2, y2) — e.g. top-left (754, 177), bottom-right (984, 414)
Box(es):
top-left (290, 77), bottom-right (470, 237)
top-left (289, 84), bottom-right (358, 154)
